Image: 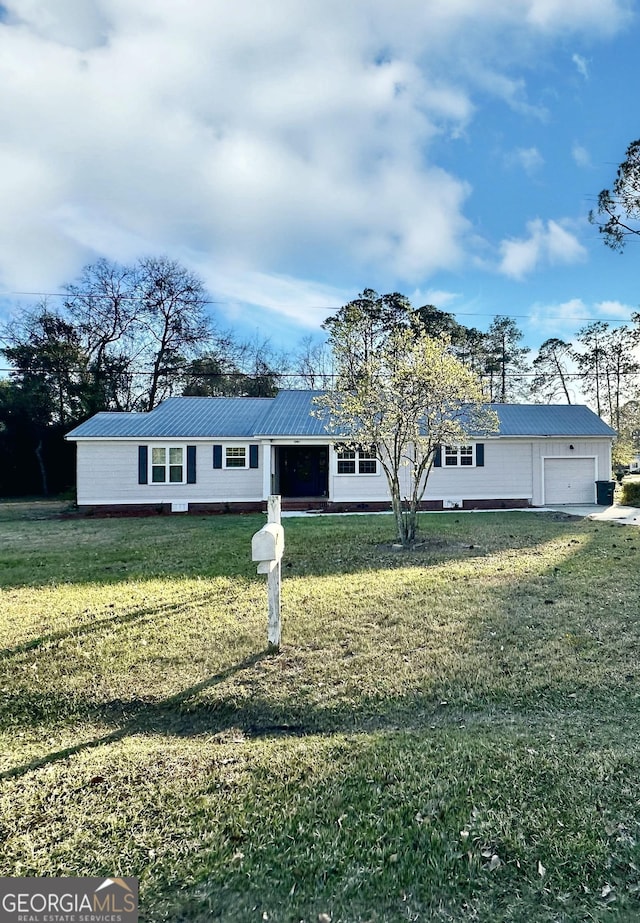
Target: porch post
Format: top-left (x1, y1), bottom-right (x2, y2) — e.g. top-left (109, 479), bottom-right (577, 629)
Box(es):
top-left (262, 442), bottom-right (272, 499)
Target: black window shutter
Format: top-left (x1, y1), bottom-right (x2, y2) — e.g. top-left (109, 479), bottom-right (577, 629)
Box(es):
top-left (213, 445), bottom-right (222, 469)
top-left (476, 443), bottom-right (485, 467)
top-left (138, 446), bottom-right (148, 484)
top-left (187, 445), bottom-right (197, 483)
top-left (249, 444), bottom-right (259, 469)
top-left (433, 446), bottom-right (442, 467)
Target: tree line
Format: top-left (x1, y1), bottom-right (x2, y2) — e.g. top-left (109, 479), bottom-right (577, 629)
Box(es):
top-left (3, 137), bottom-right (640, 497)
top-left (2, 273), bottom-right (639, 497)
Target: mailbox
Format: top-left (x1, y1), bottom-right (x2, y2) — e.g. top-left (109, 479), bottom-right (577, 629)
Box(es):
top-left (251, 522), bottom-right (285, 573)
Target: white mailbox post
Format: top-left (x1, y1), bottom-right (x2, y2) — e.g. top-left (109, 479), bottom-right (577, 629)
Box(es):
top-left (251, 495), bottom-right (285, 651)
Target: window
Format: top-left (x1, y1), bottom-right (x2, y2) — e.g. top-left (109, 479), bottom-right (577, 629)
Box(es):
top-left (336, 445), bottom-right (378, 475)
top-left (138, 445), bottom-right (196, 485)
top-left (213, 444), bottom-right (258, 469)
top-left (337, 447), bottom-right (356, 474)
top-left (444, 445), bottom-right (474, 467)
top-left (151, 446), bottom-right (185, 483)
top-left (225, 446), bottom-right (247, 469)
top-left (358, 447), bottom-right (378, 474)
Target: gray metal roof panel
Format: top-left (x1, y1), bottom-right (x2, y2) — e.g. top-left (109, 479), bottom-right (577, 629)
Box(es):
top-left (490, 404), bottom-right (616, 437)
top-left (66, 394), bottom-right (616, 440)
top-left (148, 397), bottom-right (272, 437)
top-left (66, 397), bottom-right (273, 439)
top-left (66, 412), bottom-right (143, 439)
top-left (255, 390), bottom-right (331, 436)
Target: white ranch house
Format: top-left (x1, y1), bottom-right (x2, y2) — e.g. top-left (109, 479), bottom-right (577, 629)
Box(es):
top-left (65, 390), bottom-right (616, 513)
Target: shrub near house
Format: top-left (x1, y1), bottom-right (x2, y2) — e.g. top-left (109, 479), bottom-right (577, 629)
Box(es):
top-left (621, 480), bottom-right (640, 506)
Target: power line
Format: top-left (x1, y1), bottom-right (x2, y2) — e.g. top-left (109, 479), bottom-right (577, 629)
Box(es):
top-left (2, 291), bottom-right (230, 304)
top-left (0, 367), bottom-right (638, 380)
top-left (0, 290), bottom-right (327, 308)
top-left (0, 290), bottom-right (636, 325)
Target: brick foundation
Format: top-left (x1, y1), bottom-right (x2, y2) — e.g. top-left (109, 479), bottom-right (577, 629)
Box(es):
top-left (75, 497), bottom-right (531, 517)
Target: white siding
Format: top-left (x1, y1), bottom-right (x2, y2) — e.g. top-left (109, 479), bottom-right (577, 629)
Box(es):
top-left (327, 441), bottom-right (534, 504)
top-left (425, 440), bottom-right (533, 503)
top-left (329, 447), bottom-right (387, 502)
top-left (328, 438), bottom-right (612, 506)
top-left (76, 435), bottom-right (613, 507)
top-left (76, 441), bottom-right (263, 506)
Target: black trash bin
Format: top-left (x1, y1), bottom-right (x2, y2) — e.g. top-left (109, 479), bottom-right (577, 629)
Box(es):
top-left (595, 480), bottom-right (615, 505)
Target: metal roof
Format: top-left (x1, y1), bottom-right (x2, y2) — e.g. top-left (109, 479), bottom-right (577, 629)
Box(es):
top-left (489, 403), bottom-right (616, 437)
top-left (255, 390), bottom-right (330, 436)
top-left (66, 396), bottom-right (272, 439)
top-left (66, 392), bottom-right (616, 440)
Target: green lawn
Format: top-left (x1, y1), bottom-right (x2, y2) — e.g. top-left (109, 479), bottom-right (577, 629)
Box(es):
top-left (1, 503), bottom-right (640, 922)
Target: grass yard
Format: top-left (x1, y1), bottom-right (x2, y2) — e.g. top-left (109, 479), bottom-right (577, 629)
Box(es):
top-left (1, 503), bottom-right (640, 921)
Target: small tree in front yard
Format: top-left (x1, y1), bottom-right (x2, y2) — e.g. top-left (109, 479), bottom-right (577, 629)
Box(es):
top-left (315, 328), bottom-right (498, 546)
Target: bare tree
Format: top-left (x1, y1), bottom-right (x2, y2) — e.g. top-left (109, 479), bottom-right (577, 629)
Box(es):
top-left (136, 256), bottom-right (212, 410)
top-left (63, 256), bottom-right (216, 411)
top-left (64, 259), bottom-right (140, 411)
top-left (291, 335), bottom-right (334, 389)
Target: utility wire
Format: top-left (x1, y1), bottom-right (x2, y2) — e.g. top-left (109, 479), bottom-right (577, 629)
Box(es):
top-left (0, 290), bottom-right (636, 325)
top-left (0, 367), bottom-right (638, 380)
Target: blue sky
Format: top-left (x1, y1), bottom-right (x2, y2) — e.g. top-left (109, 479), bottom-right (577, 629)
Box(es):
top-left (0, 0), bottom-right (638, 357)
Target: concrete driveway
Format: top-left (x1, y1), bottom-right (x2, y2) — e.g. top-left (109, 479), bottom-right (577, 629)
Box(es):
top-left (547, 504), bottom-right (640, 526)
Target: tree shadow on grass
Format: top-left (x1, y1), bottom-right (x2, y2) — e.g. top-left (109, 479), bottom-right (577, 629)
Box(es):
top-left (0, 590), bottom-right (219, 661)
top-left (3, 513), bottom-right (633, 781)
top-left (4, 513), bottom-right (640, 922)
top-left (0, 511), bottom-right (577, 590)
top-left (4, 659), bottom-right (637, 787)
top-left (0, 650), bottom-right (272, 781)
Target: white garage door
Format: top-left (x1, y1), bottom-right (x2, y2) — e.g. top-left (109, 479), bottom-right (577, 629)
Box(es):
top-left (544, 458), bottom-right (596, 505)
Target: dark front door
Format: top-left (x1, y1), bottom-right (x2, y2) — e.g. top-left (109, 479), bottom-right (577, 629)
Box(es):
top-left (278, 446), bottom-right (329, 497)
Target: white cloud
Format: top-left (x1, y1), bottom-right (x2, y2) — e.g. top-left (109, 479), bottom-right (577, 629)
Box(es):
top-left (572, 143), bottom-right (591, 168)
top-left (511, 146), bottom-right (545, 174)
top-left (546, 220), bottom-right (587, 263)
top-left (572, 53), bottom-right (589, 79)
top-left (410, 288), bottom-right (462, 309)
top-left (498, 218), bottom-right (587, 278)
top-left (200, 267), bottom-right (350, 333)
top-left (0, 0), bottom-right (631, 310)
top-left (529, 297), bottom-right (635, 343)
top-left (530, 297), bottom-right (589, 334)
top-left (594, 300), bottom-right (634, 320)
top-left (0, 0), bottom-right (112, 49)
top-left (526, 0), bottom-right (630, 34)
top-left (499, 228), bottom-right (543, 278)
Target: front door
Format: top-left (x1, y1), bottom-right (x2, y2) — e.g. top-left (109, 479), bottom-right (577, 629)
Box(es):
top-left (278, 446), bottom-right (329, 497)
